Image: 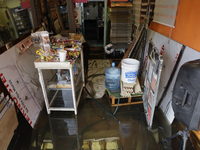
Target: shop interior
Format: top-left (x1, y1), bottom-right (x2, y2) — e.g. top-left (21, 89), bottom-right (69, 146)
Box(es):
top-left (0, 0), bottom-right (200, 150)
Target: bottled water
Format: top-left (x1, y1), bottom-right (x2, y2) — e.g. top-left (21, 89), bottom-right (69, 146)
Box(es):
top-left (105, 62), bottom-right (120, 90)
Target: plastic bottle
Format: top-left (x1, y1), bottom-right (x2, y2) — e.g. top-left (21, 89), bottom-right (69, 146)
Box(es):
top-left (105, 62), bottom-right (120, 90)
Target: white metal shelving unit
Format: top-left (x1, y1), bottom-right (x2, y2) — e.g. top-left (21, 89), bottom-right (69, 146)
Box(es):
top-left (34, 50), bottom-right (85, 115)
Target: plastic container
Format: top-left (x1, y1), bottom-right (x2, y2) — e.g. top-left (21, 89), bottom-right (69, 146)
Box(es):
top-left (58, 50), bottom-right (67, 62)
top-left (121, 58), bottom-right (139, 83)
top-left (105, 62), bottom-right (120, 90)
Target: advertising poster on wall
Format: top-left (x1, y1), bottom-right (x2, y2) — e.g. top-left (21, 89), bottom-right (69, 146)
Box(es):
top-left (153, 0), bottom-right (179, 27)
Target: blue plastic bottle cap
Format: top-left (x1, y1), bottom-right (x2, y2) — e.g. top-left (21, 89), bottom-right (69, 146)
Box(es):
top-left (112, 62), bottom-right (115, 67)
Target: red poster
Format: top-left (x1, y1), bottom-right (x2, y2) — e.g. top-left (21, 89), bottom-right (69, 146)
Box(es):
top-left (20, 0), bottom-right (31, 9)
top-left (73, 0), bottom-right (88, 3)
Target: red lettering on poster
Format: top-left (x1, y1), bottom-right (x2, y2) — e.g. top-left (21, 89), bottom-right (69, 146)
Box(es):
top-left (142, 54), bottom-right (148, 71)
top-left (13, 97), bottom-right (18, 104)
top-left (26, 116), bottom-right (30, 122)
top-left (174, 53), bottom-right (179, 63)
top-left (5, 84), bottom-right (9, 88)
top-left (0, 73), bottom-right (32, 126)
top-left (8, 88), bottom-right (13, 95)
top-left (18, 103), bottom-right (21, 110)
top-left (160, 45), bottom-right (164, 55)
top-left (1, 76), bottom-right (6, 84)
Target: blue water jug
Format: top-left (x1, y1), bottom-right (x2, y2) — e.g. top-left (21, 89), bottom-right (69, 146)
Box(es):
top-left (105, 62), bottom-right (120, 90)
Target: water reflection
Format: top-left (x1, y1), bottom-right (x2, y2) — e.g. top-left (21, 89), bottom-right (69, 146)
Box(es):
top-left (48, 112), bottom-right (79, 150)
top-left (45, 104), bottom-right (164, 150)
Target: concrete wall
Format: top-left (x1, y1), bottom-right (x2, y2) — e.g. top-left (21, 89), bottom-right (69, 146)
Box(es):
top-left (84, 2), bottom-right (99, 20)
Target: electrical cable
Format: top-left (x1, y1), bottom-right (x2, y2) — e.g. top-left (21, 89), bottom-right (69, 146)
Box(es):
top-left (84, 87), bottom-right (123, 126)
top-left (89, 99), bottom-right (111, 129)
top-left (71, 70), bottom-right (123, 149)
top-left (87, 71), bottom-right (121, 115)
top-left (71, 85), bottom-right (122, 149)
top-left (112, 88), bottom-right (120, 115)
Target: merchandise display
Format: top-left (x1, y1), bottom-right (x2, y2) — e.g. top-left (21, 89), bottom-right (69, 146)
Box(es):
top-left (34, 32), bottom-right (85, 115)
top-left (33, 32), bottom-right (82, 63)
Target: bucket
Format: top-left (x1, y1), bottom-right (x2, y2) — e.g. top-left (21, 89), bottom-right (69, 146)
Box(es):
top-left (121, 58), bottom-right (139, 83)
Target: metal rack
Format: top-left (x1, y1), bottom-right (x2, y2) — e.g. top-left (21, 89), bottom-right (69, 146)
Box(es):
top-left (34, 49), bottom-right (85, 114)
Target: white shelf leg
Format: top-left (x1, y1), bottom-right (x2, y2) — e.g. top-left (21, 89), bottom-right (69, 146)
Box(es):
top-left (38, 69), bottom-right (51, 114)
top-left (70, 68), bottom-right (77, 115)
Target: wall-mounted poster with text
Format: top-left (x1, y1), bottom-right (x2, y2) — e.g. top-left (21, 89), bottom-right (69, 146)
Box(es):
top-left (153, 0), bottom-right (179, 27)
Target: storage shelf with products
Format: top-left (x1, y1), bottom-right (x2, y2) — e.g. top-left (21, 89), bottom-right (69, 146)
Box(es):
top-left (11, 7), bottom-right (33, 37)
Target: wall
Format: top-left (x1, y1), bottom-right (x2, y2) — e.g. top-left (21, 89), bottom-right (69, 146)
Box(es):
top-left (0, 0), bottom-right (21, 29)
top-left (149, 0), bottom-right (200, 52)
top-left (84, 2), bottom-right (99, 20)
top-left (0, 0), bottom-right (21, 8)
top-left (146, 0), bottom-right (200, 123)
top-left (159, 46), bottom-right (200, 123)
top-left (143, 29), bottom-right (200, 124)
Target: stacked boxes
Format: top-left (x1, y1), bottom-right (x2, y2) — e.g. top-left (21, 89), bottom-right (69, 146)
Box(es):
top-left (110, 7), bottom-right (133, 49)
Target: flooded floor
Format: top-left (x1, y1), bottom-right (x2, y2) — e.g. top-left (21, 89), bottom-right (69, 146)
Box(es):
top-left (25, 92), bottom-right (194, 150)
top-left (9, 58), bottom-right (196, 150)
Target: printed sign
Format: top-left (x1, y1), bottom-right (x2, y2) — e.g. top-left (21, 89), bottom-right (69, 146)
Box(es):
top-left (20, 0), bottom-right (31, 9)
top-left (153, 0), bottom-right (179, 27)
top-left (125, 71), bottom-right (137, 78)
top-left (74, 7), bottom-right (82, 25)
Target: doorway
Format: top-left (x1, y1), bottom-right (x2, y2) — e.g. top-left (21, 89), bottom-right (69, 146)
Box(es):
top-left (83, 1), bottom-right (104, 46)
